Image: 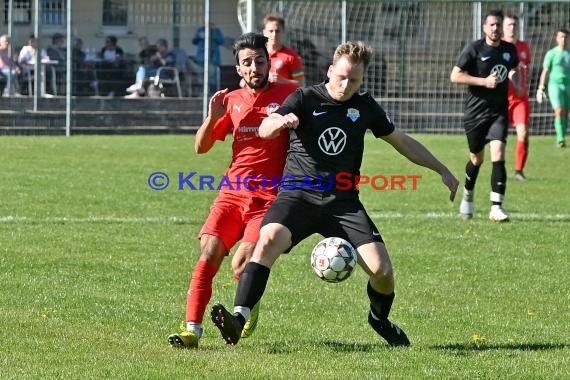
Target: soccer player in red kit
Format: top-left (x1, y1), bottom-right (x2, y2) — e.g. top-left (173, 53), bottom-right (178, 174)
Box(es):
top-left (503, 13), bottom-right (531, 181)
top-left (168, 33), bottom-right (297, 349)
top-left (262, 14), bottom-right (305, 87)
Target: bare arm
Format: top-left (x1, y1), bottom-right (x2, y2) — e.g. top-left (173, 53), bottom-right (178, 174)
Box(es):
top-left (509, 67), bottom-right (523, 96)
top-left (538, 67), bottom-right (549, 90)
top-left (450, 66), bottom-right (498, 89)
top-left (259, 112), bottom-right (299, 139)
top-left (195, 88), bottom-right (228, 153)
top-left (381, 128), bottom-right (459, 201)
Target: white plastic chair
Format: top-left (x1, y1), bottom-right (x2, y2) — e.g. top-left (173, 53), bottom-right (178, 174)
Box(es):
top-left (151, 48), bottom-right (189, 98)
top-left (152, 66), bottom-right (182, 98)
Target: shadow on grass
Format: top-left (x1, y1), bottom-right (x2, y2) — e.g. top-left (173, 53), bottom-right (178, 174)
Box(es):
top-left (322, 340), bottom-right (392, 352)
top-left (256, 340), bottom-right (390, 354)
top-left (433, 342), bottom-right (569, 352)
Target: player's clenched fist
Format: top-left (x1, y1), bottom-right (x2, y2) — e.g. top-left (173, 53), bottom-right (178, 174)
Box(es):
top-left (280, 113), bottom-right (299, 130)
top-left (484, 72), bottom-right (498, 89)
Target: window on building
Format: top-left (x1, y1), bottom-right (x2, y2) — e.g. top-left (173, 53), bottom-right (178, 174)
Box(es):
top-left (3, 0), bottom-right (31, 24)
top-left (41, 0), bottom-right (65, 26)
top-left (102, 0), bottom-right (128, 26)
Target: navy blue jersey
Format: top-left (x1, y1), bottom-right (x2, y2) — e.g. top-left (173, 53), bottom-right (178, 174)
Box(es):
top-left (456, 39), bottom-right (519, 118)
top-left (275, 83), bottom-right (395, 193)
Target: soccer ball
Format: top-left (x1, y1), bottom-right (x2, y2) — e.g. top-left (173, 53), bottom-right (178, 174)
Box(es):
top-left (310, 237), bottom-right (357, 283)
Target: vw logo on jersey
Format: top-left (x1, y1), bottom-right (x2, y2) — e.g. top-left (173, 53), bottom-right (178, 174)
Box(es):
top-left (318, 127), bottom-right (347, 156)
top-left (347, 108), bottom-right (360, 122)
top-left (266, 102), bottom-right (280, 115)
top-left (491, 64), bottom-right (508, 83)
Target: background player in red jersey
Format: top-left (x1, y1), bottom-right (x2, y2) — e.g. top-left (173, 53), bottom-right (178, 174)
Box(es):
top-left (168, 33), bottom-right (297, 349)
top-left (262, 14), bottom-right (305, 87)
top-left (503, 13), bottom-right (531, 181)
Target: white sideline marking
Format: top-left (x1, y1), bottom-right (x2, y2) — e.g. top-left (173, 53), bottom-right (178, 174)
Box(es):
top-left (0, 212), bottom-right (568, 224)
top-left (369, 211), bottom-right (570, 221)
top-left (0, 216), bottom-right (194, 223)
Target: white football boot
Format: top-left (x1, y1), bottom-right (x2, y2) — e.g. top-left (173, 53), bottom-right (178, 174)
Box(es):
top-left (489, 205), bottom-right (510, 222)
top-left (459, 189), bottom-right (474, 220)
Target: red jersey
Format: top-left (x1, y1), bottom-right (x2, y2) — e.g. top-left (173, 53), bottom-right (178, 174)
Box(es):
top-left (269, 46), bottom-right (304, 82)
top-left (212, 82), bottom-right (298, 199)
top-left (507, 39), bottom-right (531, 101)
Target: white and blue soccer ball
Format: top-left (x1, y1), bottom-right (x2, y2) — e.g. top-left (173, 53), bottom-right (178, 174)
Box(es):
top-left (311, 237), bottom-right (357, 283)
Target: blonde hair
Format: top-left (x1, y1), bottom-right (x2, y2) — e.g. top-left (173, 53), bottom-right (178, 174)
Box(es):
top-left (332, 41), bottom-right (372, 69)
top-left (263, 14), bottom-right (285, 29)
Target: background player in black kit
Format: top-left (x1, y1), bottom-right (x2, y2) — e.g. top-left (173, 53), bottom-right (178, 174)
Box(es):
top-left (210, 41), bottom-right (459, 347)
top-left (450, 10), bottom-right (521, 222)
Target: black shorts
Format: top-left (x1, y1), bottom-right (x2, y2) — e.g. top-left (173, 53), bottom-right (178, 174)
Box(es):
top-left (261, 189), bottom-right (383, 251)
top-left (463, 113), bottom-right (508, 154)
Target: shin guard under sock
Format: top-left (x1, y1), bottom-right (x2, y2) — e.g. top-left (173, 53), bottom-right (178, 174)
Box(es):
top-left (367, 282), bottom-right (395, 321)
top-left (491, 160), bottom-right (506, 206)
top-left (186, 260), bottom-right (219, 323)
top-left (464, 160), bottom-right (481, 191)
top-left (515, 140), bottom-right (528, 172)
top-left (235, 262), bottom-right (270, 310)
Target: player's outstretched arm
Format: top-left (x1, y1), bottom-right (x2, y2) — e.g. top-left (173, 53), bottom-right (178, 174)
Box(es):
top-left (259, 112), bottom-right (299, 139)
top-left (195, 89), bottom-right (229, 153)
top-left (381, 129), bottom-right (459, 201)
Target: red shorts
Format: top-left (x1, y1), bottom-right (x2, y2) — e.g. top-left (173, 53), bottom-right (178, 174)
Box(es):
top-left (508, 96), bottom-right (530, 127)
top-left (199, 192), bottom-right (274, 252)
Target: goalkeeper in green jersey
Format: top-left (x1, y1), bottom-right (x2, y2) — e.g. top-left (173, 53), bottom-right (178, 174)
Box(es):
top-left (536, 28), bottom-right (570, 148)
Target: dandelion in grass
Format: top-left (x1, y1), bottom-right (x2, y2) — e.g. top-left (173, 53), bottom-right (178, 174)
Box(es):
top-left (471, 334), bottom-right (487, 344)
top-left (222, 281), bottom-right (233, 289)
top-left (527, 310), bottom-right (536, 316)
top-left (38, 307), bottom-right (58, 319)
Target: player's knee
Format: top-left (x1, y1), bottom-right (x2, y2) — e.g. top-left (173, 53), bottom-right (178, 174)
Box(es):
top-left (370, 262), bottom-right (394, 280)
top-left (198, 235), bottom-right (227, 264)
top-left (252, 223), bottom-right (291, 263)
top-left (259, 223), bottom-right (291, 246)
top-left (471, 158), bottom-right (483, 167)
top-left (469, 154), bottom-right (484, 166)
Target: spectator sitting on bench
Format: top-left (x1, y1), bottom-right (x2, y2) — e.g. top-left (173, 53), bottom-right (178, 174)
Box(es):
top-left (98, 35), bottom-right (126, 97)
top-left (0, 34), bottom-right (21, 96)
top-left (125, 38), bottom-right (175, 98)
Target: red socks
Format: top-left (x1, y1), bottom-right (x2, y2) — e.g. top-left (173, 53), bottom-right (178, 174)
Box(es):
top-left (185, 260), bottom-right (219, 323)
top-left (515, 140), bottom-right (528, 172)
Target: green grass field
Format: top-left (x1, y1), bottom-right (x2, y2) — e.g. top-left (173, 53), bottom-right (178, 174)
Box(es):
top-left (1, 135), bottom-right (568, 379)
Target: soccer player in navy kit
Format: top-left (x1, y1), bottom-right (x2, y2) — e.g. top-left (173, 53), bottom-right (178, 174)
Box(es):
top-left (210, 41), bottom-right (459, 347)
top-left (450, 10), bottom-right (521, 222)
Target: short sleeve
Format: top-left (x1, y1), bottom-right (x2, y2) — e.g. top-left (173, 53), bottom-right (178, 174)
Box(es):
top-left (370, 102), bottom-right (395, 138)
top-left (456, 43), bottom-right (476, 71)
top-left (211, 113), bottom-right (233, 141)
top-left (543, 50), bottom-right (553, 70)
top-left (290, 53), bottom-right (304, 79)
top-left (275, 88), bottom-right (303, 116)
